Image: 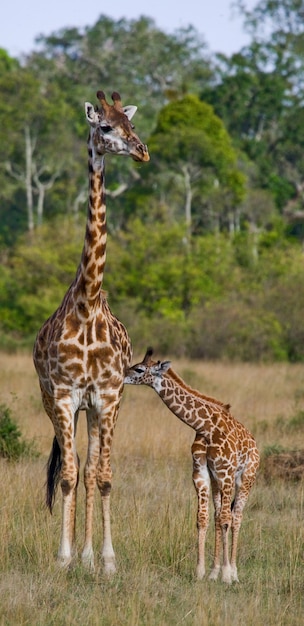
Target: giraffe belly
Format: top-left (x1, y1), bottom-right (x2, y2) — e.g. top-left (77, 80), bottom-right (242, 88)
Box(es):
top-left (75, 387), bottom-right (103, 411)
top-left (72, 378), bottom-right (122, 413)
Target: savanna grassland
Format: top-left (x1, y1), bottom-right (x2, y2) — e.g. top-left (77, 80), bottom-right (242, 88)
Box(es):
top-left (0, 352), bottom-right (304, 626)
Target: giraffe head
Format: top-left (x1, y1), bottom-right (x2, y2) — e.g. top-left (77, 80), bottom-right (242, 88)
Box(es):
top-left (124, 347), bottom-right (171, 390)
top-left (85, 90), bottom-right (150, 163)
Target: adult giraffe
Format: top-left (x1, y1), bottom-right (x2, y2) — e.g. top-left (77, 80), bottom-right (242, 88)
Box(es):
top-left (33, 90), bottom-right (149, 574)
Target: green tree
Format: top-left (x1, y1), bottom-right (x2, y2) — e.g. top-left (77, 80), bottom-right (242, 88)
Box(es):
top-left (0, 59), bottom-right (80, 236)
top-left (0, 218), bottom-right (83, 344)
top-left (204, 0), bottom-right (304, 238)
top-left (33, 16), bottom-right (211, 128)
top-left (22, 16), bottom-right (213, 232)
top-left (106, 218), bottom-right (238, 318)
top-left (145, 95), bottom-right (246, 236)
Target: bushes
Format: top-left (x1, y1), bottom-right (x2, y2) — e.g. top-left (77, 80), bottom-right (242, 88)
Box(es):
top-left (111, 299), bottom-right (189, 357)
top-left (1, 217), bottom-right (304, 361)
top-left (264, 277), bottom-right (304, 362)
top-left (188, 297), bottom-right (287, 361)
top-left (0, 404), bottom-right (38, 460)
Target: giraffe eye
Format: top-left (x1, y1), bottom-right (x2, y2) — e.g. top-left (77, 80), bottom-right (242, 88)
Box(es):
top-left (134, 367), bottom-right (144, 374)
top-left (101, 125), bottom-right (112, 134)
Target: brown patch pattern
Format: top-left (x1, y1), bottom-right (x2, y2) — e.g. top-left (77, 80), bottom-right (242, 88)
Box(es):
top-left (33, 91), bottom-right (149, 574)
top-left (125, 348), bottom-right (260, 583)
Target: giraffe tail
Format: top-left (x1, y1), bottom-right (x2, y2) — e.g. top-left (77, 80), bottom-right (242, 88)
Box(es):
top-left (46, 436), bottom-right (62, 513)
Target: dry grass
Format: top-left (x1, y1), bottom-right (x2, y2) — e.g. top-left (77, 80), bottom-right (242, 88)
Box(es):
top-left (0, 352), bottom-right (304, 625)
top-left (262, 451), bottom-right (304, 482)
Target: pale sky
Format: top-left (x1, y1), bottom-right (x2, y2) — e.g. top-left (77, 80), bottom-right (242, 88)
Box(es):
top-left (1, 0), bottom-right (258, 59)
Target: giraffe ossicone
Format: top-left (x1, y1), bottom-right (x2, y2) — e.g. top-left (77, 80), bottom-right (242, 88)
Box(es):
top-left (124, 347), bottom-right (260, 584)
top-left (33, 90), bottom-right (149, 575)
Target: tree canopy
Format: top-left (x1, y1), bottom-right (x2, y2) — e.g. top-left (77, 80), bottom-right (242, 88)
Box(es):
top-left (1, 1), bottom-right (304, 361)
top-left (147, 95), bottom-right (246, 234)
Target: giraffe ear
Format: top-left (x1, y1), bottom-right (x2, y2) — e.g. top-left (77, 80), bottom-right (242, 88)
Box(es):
top-left (85, 102), bottom-right (99, 124)
top-left (123, 105), bottom-right (137, 121)
top-left (153, 361), bottom-right (171, 375)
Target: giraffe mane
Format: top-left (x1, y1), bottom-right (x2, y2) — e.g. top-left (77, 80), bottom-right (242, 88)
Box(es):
top-left (166, 367), bottom-right (231, 411)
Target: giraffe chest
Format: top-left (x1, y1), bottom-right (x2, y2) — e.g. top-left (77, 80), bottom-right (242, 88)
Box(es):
top-left (35, 310), bottom-right (132, 400)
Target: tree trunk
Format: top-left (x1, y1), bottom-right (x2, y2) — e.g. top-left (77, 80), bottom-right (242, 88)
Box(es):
top-left (36, 184), bottom-right (45, 226)
top-left (24, 125), bottom-right (34, 232)
top-left (33, 168), bottom-right (60, 225)
top-left (181, 164), bottom-right (192, 240)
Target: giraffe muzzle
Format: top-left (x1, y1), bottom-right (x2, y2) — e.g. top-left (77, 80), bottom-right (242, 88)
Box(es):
top-left (131, 144), bottom-right (150, 162)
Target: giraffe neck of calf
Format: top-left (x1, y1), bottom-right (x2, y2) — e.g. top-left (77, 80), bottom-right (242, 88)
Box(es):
top-left (157, 374), bottom-right (223, 436)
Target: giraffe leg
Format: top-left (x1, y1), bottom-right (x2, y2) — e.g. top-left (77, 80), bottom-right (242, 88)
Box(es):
top-left (81, 408), bottom-right (100, 571)
top-left (69, 411), bottom-right (80, 559)
top-left (209, 473), bottom-right (234, 583)
top-left (230, 465), bottom-right (258, 582)
top-left (220, 477), bottom-right (234, 584)
top-left (56, 418), bottom-right (79, 567)
top-left (209, 477), bottom-right (221, 581)
top-left (192, 436), bottom-right (209, 579)
top-left (69, 453), bottom-right (80, 559)
top-left (41, 389), bottom-right (79, 567)
top-left (221, 524), bottom-right (232, 583)
top-left (96, 400), bottom-right (121, 576)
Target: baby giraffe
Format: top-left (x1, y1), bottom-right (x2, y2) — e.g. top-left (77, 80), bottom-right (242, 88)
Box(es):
top-left (124, 348), bottom-right (259, 584)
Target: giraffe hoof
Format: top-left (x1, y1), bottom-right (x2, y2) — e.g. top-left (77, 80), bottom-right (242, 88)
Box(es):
top-left (81, 548), bottom-right (95, 572)
top-left (57, 555), bottom-right (72, 568)
top-left (196, 565), bottom-right (206, 580)
top-left (221, 565), bottom-right (233, 584)
top-left (231, 567), bottom-right (239, 583)
top-left (209, 567), bottom-right (220, 581)
top-left (103, 558), bottom-right (116, 576)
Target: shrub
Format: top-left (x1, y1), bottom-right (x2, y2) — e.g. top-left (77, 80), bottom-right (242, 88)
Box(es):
top-left (263, 444), bottom-right (287, 458)
top-left (287, 410), bottom-right (304, 431)
top-left (0, 404), bottom-right (39, 460)
top-left (262, 448), bottom-right (304, 482)
top-left (187, 298), bottom-right (287, 361)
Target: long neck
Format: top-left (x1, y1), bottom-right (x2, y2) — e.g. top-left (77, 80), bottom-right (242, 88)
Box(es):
top-left (75, 140), bottom-right (107, 305)
top-left (155, 369), bottom-right (228, 433)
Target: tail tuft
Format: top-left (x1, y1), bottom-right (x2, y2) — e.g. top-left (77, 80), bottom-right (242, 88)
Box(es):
top-left (46, 436), bottom-right (61, 513)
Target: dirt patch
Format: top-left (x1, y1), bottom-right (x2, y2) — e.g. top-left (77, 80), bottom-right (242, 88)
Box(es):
top-left (262, 450), bottom-right (304, 482)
